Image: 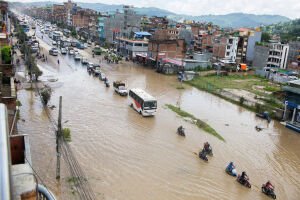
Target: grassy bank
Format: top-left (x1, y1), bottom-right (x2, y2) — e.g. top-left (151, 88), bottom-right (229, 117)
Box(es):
top-left (166, 104), bottom-right (225, 142)
top-left (186, 74), bottom-right (283, 120)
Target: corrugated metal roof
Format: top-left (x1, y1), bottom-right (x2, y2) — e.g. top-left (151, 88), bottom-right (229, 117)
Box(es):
top-left (282, 86), bottom-right (300, 95)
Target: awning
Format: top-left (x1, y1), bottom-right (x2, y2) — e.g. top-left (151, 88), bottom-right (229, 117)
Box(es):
top-left (282, 86), bottom-right (300, 95)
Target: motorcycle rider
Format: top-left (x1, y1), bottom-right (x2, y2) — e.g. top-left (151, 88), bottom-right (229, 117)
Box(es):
top-left (265, 180), bottom-right (275, 194)
top-left (240, 171), bottom-right (248, 184)
top-left (178, 125), bottom-right (183, 132)
top-left (226, 162), bottom-right (235, 172)
top-left (204, 142), bottom-right (211, 152)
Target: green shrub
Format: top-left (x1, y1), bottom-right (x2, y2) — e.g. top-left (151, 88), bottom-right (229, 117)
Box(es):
top-left (1, 46), bottom-right (11, 64)
top-left (63, 128), bottom-right (71, 142)
top-left (264, 87), bottom-right (280, 92)
top-left (239, 96), bottom-right (245, 105)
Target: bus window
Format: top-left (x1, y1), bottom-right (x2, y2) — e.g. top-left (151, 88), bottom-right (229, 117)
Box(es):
top-left (144, 101), bottom-right (157, 110)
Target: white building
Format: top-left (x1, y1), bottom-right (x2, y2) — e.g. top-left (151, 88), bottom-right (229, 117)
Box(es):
top-left (267, 43), bottom-right (289, 69)
top-left (224, 36), bottom-right (238, 62)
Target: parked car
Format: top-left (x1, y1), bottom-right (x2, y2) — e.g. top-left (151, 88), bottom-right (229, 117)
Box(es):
top-left (69, 49), bottom-right (74, 55)
top-left (93, 65), bottom-right (101, 76)
top-left (81, 57), bottom-right (88, 64)
top-left (52, 41), bottom-right (57, 46)
top-left (61, 48), bottom-right (67, 54)
top-left (100, 73), bottom-right (106, 81)
top-left (87, 62), bottom-right (94, 69)
top-left (74, 54), bottom-right (81, 61)
top-left (49, 48), bottom-right (58, 56)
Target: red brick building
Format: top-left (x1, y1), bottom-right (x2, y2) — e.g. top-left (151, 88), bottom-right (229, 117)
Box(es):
top-left (148, 39), bottom-right (186, 59)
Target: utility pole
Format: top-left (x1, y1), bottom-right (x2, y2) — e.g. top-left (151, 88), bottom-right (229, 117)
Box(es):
top-left (56, 96), bottom-right (62, 179)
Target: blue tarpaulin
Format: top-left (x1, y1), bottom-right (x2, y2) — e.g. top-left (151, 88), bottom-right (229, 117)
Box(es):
top-left (134, 32), bottom-right (152, 38)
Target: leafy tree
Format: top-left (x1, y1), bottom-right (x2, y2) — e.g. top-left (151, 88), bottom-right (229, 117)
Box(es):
top-left (1, 46), bottom-right (11, 64)
top-left (261, 32), bottom-right (271, 42)
top-left (40, 86), bottom-right (52, 105)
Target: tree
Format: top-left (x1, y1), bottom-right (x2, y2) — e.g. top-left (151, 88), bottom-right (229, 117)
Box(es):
top-left (40, 86), bottom-right (52, 105)
top-left (261, 32), bottom-right (271, 42)
top-left (1, 46), bottom-right (11, 64)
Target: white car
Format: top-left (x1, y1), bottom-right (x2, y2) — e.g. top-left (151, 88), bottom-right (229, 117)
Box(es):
top-left (74, 54), bottom-right (81, 61)
top-left (83, 43), bottom-right (88, 48)
top-left (100, 73), bottom-right (106, 81)
top-left (61, 48), bottom-right (67, 54)
top-left (87, 62), bottom-right (94, 69)
top-left (69, 50), bottom-right (74, 55)
top-left (81, 57), bottom-right (88, 64)
top-left (52, 41), bottom-right (57, 45)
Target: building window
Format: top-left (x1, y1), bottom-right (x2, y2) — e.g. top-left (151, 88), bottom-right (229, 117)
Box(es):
top-left (143, 43), bottom-right (148, 47)
top-left (227, 46), bottom-right (230, 49)
top-left (226, 52), bottom-right (230, 56)
top-left (134, 43), bottom-right (143, 46)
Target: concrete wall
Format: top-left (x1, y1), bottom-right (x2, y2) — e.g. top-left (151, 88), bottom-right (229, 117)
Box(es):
top-left (253, 45), bottom-right (269, 70)
top-left (246, 31), bottom-right (262, 61)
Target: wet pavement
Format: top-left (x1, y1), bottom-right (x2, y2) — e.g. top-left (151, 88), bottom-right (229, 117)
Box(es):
top-left (17, 27), bottom-right (300, 200)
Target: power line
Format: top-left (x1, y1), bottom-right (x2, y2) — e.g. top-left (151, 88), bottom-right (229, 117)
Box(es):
top-left (30, 71), bottom-right (96, 199)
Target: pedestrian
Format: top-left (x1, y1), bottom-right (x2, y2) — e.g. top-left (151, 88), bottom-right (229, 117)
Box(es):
top-left (45, 56), bottom-right (47, 62)
top-left (57, 59), bottom-right (60, 65)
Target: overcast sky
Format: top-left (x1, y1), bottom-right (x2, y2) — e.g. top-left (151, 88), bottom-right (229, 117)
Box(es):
top-left (7, 0), bottom-right (300, 19)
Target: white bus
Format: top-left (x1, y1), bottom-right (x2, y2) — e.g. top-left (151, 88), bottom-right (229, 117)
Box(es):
top-left (129, 88), bottom-right (157, 116)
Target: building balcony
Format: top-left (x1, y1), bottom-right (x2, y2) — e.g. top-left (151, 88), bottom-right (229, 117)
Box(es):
top-left (268, 54), bottom-right (281, 59)
top-left (267, 61), bottom-right (280, 66)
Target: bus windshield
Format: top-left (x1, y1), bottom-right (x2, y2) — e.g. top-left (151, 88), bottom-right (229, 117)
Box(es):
top-left (144, 101), bottom-right (157, 110)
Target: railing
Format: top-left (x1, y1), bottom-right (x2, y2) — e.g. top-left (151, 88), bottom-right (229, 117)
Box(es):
top-left (0, 104), bottom-right (12, 200)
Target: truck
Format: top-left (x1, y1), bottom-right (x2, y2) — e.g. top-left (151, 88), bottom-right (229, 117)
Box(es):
top-left (113, 81), bottom-right (128, 96)
top-left (93, 45), bottom-right (102, 55)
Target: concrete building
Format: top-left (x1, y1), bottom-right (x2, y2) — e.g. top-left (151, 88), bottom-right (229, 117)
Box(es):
top-left (246, 30), bottom-right (262, 62)
top-left (213, 36), bottom-right (238, 62)
top-left (118, 38), bottom-right (148, 58)
top-left (267, 43), bottom-right (289, 69)
top-left (103, 6), bottom-right (142, 45)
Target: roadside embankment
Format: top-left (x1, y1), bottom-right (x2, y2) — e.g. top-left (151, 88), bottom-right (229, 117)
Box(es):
top-left (166, 104), bottom-right (225, 142)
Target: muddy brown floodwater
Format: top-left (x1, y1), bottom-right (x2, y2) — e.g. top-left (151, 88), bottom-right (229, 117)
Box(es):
top-left (17, 32), bottom-right (300, 200)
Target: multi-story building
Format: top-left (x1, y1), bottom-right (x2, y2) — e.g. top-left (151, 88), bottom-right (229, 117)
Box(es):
top-left (148, 39), bottom-right (186, 60)
top-left (253, 42), bottom-right (289, 70)
top-left (0, 0), bottom-right (8, 33)
top-left (71, 9), bottom-right (90, 28)
top-left (53, 4), bottom-right (66, 24)
top-left (234, 28), bottom-right (262, 63)
top-left (266, 43), bottom-right (289, 68)
top-left (103, 6), bottom-right (142, 45)
top-left (118, 38), bottom-right (149, 58)
top-left (213, 36), bottom-right (238, 62)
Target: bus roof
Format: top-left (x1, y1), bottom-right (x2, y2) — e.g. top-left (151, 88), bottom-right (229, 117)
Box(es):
top-left (130, 88), bottom-right (156, 101)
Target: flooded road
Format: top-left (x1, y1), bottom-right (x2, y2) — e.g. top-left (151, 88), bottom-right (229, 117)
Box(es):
top-left (17, 31), bottom-right (300, 200)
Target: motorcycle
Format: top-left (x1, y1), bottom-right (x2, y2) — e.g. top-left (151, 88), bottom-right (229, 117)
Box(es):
top-left (225, 166), bottom-right (237, 176)
top-left (237, 174), bottom-right (251, 188)
top-left (262, 184), bottom-right (276, 199)
top-left (204, 147), bottom-right (213, 156)
top-left (105, 82), bottom-right (110, 87)
top-left (199, 149), bottom-right (208, 162)
top-left (177, 126), bottom-right (185, 137)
